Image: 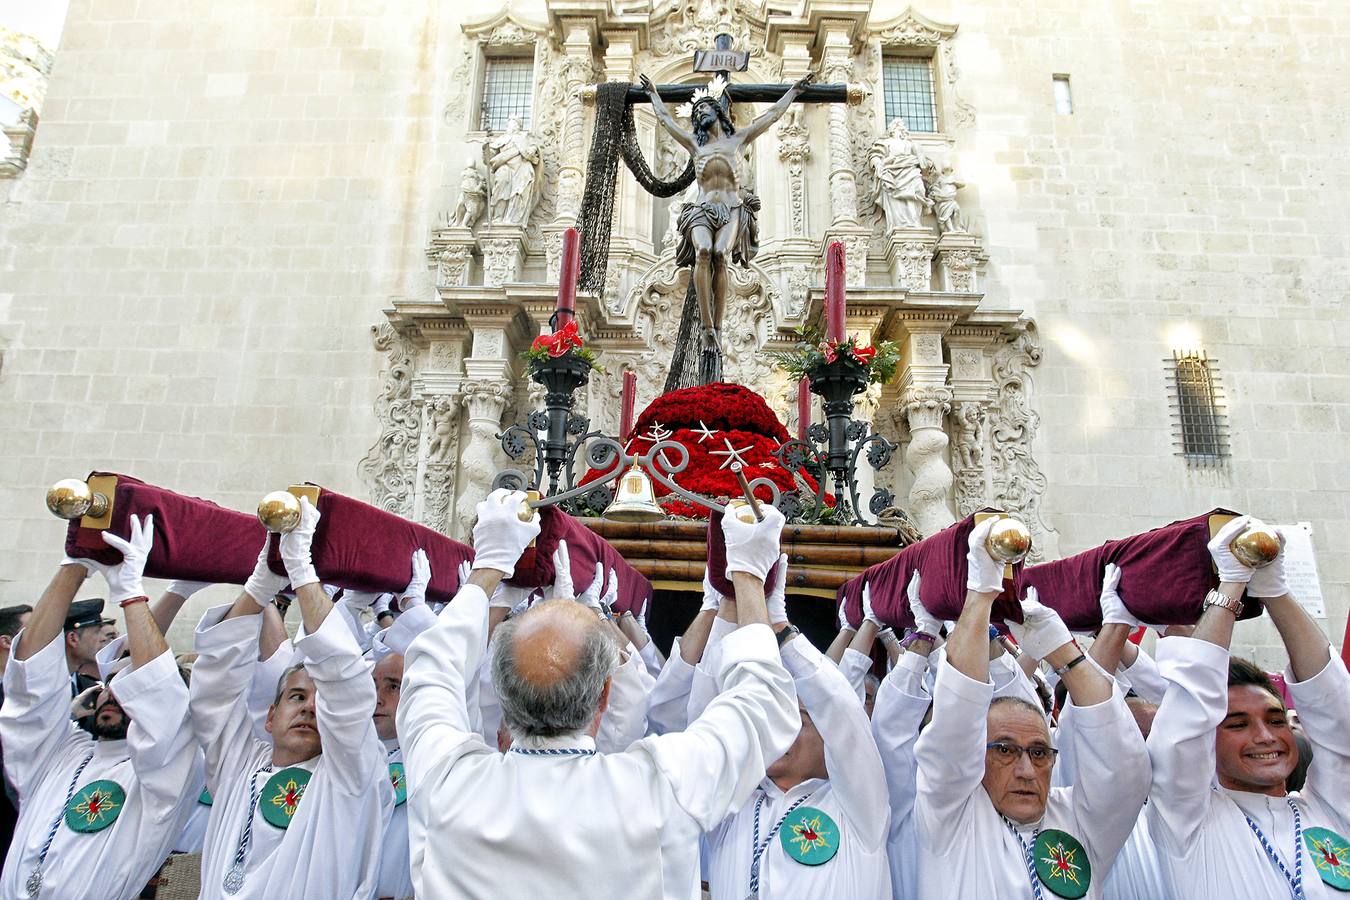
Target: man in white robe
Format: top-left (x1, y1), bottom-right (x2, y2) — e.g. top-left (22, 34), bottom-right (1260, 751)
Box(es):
top-left (398, 489), bottom-right (800, 900)
top-left (191, 498), bottom-right (393, 898)
top-left (914, 519), bottom-right (1150, 900)
top-left (0, 515), bottom-right (201, 900)
top-left (1148, 515), bottom-right (1350, 900)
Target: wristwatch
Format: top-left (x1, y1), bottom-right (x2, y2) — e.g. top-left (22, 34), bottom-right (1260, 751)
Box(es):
top-left (1202, 589), bottom-right (1244, 618)
top-left (774, 624), bottom-right (800, 647)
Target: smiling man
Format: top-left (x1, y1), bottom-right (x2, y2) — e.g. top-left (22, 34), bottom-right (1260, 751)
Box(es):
top-left (914, 519), bottom-right (1150, 900)
top-left (1148, 515), bottom-right (1350, 899)
top-left (0, 516), bottom-right (202, 899)
top-left (190, 498), bottom-right (393, 898)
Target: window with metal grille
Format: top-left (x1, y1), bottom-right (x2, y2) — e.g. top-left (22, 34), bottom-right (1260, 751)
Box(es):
top-left (882, 57), bottom-right (938, 133)
top-left (1166, 351), bottom-right (1230, 466)
top-left (480, 58), bottom-right (533, 132)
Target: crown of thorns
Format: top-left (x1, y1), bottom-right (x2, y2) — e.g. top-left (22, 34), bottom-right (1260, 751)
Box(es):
top-left (674, 74), bottom-right (728, 119)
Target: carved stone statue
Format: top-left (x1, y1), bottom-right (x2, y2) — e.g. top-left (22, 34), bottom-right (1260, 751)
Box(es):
top-left (486, 117), bottom-right (541, 227)
top-left (868, 118), bottom-right (932, 230)
top-left (925, 160), bottom-right (968, 235)
top-left (426, 395), bottom-right (460, 463)
top-left (449, 160), bottom-right (487, 229)
top-left (641, 72), bottom-right (811, 367)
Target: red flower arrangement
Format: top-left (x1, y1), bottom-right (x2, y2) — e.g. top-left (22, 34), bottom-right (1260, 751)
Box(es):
top-left (579, 383), bottom-right (830, 519)
top-left (523, 320), bottom-right (601, 369)
top-left (768, 330), bottom-right (900, 385)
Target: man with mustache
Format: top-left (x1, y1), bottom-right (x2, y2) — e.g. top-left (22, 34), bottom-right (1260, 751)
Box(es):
top-left (0, 515), bottom-right (202, 899)
top-left (190, 498), bottom-right (393, 899)
top-left (1147, 515), bottom-right (1350, 899)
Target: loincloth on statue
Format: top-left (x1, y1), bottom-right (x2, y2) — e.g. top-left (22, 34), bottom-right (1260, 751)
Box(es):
top-left (674, 192), bottom-right (761, 269)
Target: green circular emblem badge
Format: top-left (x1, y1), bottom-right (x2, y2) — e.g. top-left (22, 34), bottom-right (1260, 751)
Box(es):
top-left (389, 762), bottom-right (407, 807)
top-left (260, 767), bottom-right (311, 829)
top-left (64, 779), bottom-right (126, 833)
top-left (198, 788), bottom-right (212, 806)
top-left (1305, 827), bottom-right (1350, 892)
top-left (1033, 829), bottom-right (1091, 899)
top-left (777, 806), bottom-right (840, 866)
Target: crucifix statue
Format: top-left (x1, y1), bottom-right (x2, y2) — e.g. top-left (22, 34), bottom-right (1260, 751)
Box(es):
top-left (577, 34), bottom-right (863, 393)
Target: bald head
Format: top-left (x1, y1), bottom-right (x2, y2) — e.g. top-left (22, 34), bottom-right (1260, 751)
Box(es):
top-left (492, 600), bottom-right (618, 740)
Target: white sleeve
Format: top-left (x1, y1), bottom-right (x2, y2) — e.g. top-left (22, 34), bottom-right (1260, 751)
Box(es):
top-left (0, 632), bottom-right (87, 797)
top-left (645, 638), bottom-right (695, 736)
top-left (1066, 683), bottom-right (1151, 867)
top-left (190, 604), bottom-right (267, 790)
top-left (1119, 645), bottom-right (1168, 704)
top-left (991, 652), bottom-right (1042, 709)
top-left (337, 601), bottom-right (373, 654)
top-left (783, 637), bottom-right (889, 850)
top-left (1145, 636), bottom-right (1228, 854)
top-left (686, 616), bottom-right (737, 723)
top-left (248, 638), bottom-right (294, 741)
top-left (638, 639), bottom-right (664, 680)
top-left (914, 659), bottom-right (994, 854)
top-left (1285, 648), bottom-right (1350, 810)
top-left (871, 652), bottom-right (930, 837)
top-left (112, 648), bottom-right (203, 824)
top-left (372, 604), bottom-right (439, 658)
top-left (292, 605), bottom-right (385, 796)
top-left (639, 624), bottom-right (800, 831)
top-left (396, 584), bottom-right (493, 781)
top-left (596, 647), bottom-right (655, 753)
top-left (838, 648), bottom-right (872, 703)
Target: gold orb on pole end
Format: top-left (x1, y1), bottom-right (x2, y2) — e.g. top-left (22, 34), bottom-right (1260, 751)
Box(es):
top-left (1231, 524), bottom-right (1282, 569)
top-left (985, 517), bottom-right (1032, 565)
top-left (257, 491), bottom-right (302, 533)
top-left (518, 489), bottom-right (541, 523)
top-left (46, 479), bottom-right (108, 520)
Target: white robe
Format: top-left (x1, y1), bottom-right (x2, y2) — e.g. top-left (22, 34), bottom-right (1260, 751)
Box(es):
top-left (597, 645), bottom-right (656, 752)
top-left (872, 650), bottom-right (932, 898)
top-left (703, 636), bottom-right (890, 899)
top-left (1147, 637), bottom-right (1350, 900)
top-left (397, 583), bottom-right (800, 899)
top-left (0, 634), bottom-right (202, 900)
top-left (191, 604), bottom-right (393, 899)
top-left (646, 637), bottom-right (695, 736)
top-left (915, 659), bottom-right (1150, 900)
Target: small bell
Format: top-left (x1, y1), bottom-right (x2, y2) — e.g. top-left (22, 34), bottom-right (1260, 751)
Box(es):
top-left (602, 463), bottom-right (665, 523)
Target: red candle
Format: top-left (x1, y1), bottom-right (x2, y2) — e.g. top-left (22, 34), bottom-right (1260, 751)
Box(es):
top-left (825, 241), bottom-right (847, 342)
top-left (555, 227), bottom-right (580, 329)
top-left (796, 376), bottom-right (811, 442)
top-left (619, 370), bottom-right (637, 441)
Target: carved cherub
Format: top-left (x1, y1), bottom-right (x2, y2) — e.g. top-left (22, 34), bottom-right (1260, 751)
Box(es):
top-left (450, 161), bottom-right (487, 229)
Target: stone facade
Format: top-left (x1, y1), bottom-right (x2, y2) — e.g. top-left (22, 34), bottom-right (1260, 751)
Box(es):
top-left (0, 0), bottom-right (1346, 662)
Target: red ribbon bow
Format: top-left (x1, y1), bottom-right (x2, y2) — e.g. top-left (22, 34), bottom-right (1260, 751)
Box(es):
top-left (532, 320), bottom-right (583, 358)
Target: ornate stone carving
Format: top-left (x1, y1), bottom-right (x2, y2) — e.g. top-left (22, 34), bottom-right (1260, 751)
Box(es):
top-left (776, 108), bottom-right (811, 237)
top-left (869, 119), bottom-right (931, 231)
top-left (419, 394), bottom-right (462, 532)
top-left (952, 401), bottom-right (986, 517)
top-left (988, 323), bottom-right (1057, 561)
top-left (924, 161), bottom-right (968, 235)
top-left (941, 248), bottom-right (978, 293)
top-left (456, 379), bottom-right (513, 535)
top-left (650, 0), bottom-right (757, 58)
top-left (486, 118), bottom-right (541, 227)
top-left (441, 45), bottom-right (474, 124)
top-left (887, 233), bottom-right (935, 292)
top-left (358, 323), bottom-right (420, 517)
top-left (479, 232), bottom-right (524, 286)
top-left (785, 265), bottom-right (810, 318)
top-left (436, 244), bottom-right (473, 287)
top-left (902, 385), bottom-right (955, 536)
top-left (823, 45), bottom-right (860, 226)
top-left (870, 9), bottom-right (975, 130)
top-left (449, 160), bottom-right (487, 229)
top-left (543, 228), bottom-right (564, 282)
top-left (425, 394), bottom-right (461, 464)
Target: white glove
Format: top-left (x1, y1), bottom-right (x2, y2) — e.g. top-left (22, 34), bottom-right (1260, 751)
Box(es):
top-left (837, 595), bottom-right (852, 630)
top-left (576, 562), bottom-right (605, 611)
top-left (490, 582), bottom-right (534, 610)
top-left (1098, 563), bottom-right (1140, 627)
top-left (766, 554), bottom-right (788, 625)
top-left (60, 555), bottom-right (108, 578)
top-left (966, 518), bottom-right (1004, 593)
top-left (279, 497), bottom-right (320, 589)
top-left (472, 489), bottom-right (541, 578)
top-left (722, 504), bottom-right (785, 582)
top-left (700, 570), bottom-right (723, 612)
top-left (600, 567), bottom-right (620, 612)
top-left (1207, 514), bottom-right (1255, 584)
top-left (456, 560), bottom-right (471, 586)
top-left (244, 542), bottom-right (289, 606)
top-left (907, 571), bottom-right (941, 637)
top-left (1007, 587), bottom-right (1073, 662)
top-left (401, 549), bottom-right (431, 609)
top-left (861, 581), bottom-right (881, 627)
top-left (99, 514), bottom-right (154, 604)
top-left (1246, 525), bottom-right (1290, 598)
top-left (373, 593), bottom-right (393, 617)
top-left (166, 580), bottom-right (212, 599)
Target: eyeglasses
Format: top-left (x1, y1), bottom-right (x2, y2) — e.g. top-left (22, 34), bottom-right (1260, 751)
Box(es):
top-left (986, 741), bottom-right (1059, 768)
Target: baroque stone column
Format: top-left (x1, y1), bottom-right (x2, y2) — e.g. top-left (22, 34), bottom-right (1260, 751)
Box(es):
top-left (554, 20), bottom-right (596, 222)
top-left (946, 324), bottom-right (999, 517)
top-left (820, 23), bottom-right (859, 226)
top-left (456, 380), bottom-right (512, 536)
top-left (776, 110), bottom-right (811, 239)
top-left (894, 315), bottom-right (958, 535)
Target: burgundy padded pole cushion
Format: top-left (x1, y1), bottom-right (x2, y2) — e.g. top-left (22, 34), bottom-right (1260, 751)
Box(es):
top-left (1016, 508), bottom-right (1262, 631)
top-left (64, 472), bottom-right (265, 584)
top-left (266, 486), bottom-right (474, 603)
top-left (503, 506), bottom-right (650, 616)
top-left (843, 511), bottom-right (1022, 629)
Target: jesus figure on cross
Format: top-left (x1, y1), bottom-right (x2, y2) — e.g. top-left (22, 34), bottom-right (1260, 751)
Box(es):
top-left (639, 71), bottom-right (813, 380)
